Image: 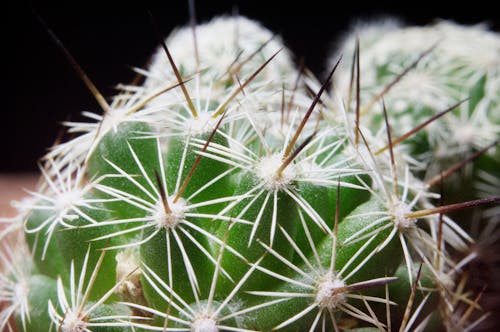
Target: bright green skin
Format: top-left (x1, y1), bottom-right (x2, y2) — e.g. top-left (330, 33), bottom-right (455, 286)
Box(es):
top-left (14, 276), bottom-right (131, 332)
top-left (140, 129), bottom-right (233, 313)
top-left (18, 275), bottom-right (58, 332)
top-left (80, 120), bottom-right (395, 321)
top-left (21, 122), bottom-right (408, 330)
top-left (215, 172), bottom-right (300, 300)
top-left (19, 122), bottom-right (156, 330)
top-left (25, 207), bottom-right (68, 282)
top-left (165, 131), bottom-right (233, 219)
top-left (53, 204), bottom-right (120, 302)
top-left (140, 226), bottom-right (214, 314)
top-left (19, 117), bottom-right (443, 331)
top-left (244, 198), bottom-right (403, 331)
top-left (24, 199), bottom-right (121, 303)
top-left (84, 118), bottom-right (235, 319)
top-left (294, 175), bottom-right (371, 263)
top-left (85, 303), bottom-right (135, 332)
top-left (87, 121), bottom-right (159, 222)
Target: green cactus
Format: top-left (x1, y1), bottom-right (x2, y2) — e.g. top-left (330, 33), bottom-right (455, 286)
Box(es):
top-left (1, 14), bottom-right (499, 332)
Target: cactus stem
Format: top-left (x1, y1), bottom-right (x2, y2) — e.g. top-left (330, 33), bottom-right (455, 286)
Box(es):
top-left (48, 247), bottom-right (137, 331)
top-left (249, 226), bottom-right (395, 330)
top-left (24, 161), bottom-right (103, 260)
top-left (87, 143), bottom-right (248, 292)
top-left (49, 246), bottom-right (109, 332)
top-left (126, 254), bottom-right (264, 331)
top-left (206, 224), bottom-right (232, 313)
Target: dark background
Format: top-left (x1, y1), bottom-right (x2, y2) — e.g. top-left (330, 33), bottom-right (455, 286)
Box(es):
top-left (5, 1), bottom-right (500, 172)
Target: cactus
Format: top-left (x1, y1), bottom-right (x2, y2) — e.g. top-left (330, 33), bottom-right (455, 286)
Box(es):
top-left (1, 14), bottom-right (499, 332)
top-left (332, 20), bottom-right (500, 184)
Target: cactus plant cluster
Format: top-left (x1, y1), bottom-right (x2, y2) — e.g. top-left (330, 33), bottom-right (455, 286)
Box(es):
top-left (1, 14), bottom-right (499, 332)
top-left (333, 20), bottom-right (500, 180)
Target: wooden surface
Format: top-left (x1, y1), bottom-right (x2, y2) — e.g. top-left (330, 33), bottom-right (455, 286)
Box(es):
top-left (0, 174), bottom-right (38, 332)
top-left (0, 173), bottom-right (38, 218)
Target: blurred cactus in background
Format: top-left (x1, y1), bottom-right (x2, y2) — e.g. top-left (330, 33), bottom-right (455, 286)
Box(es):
top-left (1, 13), bottom-right (499, 332)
